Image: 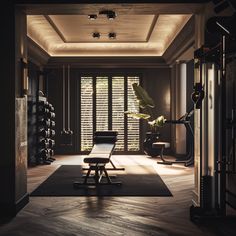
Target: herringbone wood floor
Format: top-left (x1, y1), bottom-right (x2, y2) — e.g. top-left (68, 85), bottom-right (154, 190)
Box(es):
top-left (0, 155), bottom-right (233, 236)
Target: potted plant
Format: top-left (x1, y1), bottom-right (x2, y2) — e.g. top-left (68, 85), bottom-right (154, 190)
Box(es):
top-left (125, 83), bottom-right (166, 157)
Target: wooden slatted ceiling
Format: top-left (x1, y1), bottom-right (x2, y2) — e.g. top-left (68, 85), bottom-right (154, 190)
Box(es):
top-left (27, 14), bottom-right (192, 56)
top-left (47, 15), bottom-right (155, 42)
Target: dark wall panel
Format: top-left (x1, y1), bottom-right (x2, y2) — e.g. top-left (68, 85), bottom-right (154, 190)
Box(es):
top-left (46, 68), bottom-right (67, 154)
top-left (46, 66), bottom-right (171, 154)
top-left (226, 59), bottom-right (236, 210)
top-left (27, 61), bottom-right (39, 164)
top-left (143, 68), bottom-right (171, 143)
top-left (186, 60), bottom-right (194, 154)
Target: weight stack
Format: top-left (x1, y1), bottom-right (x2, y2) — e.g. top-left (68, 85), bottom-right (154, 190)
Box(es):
top-left (200, 175), bottom-right (213, 210)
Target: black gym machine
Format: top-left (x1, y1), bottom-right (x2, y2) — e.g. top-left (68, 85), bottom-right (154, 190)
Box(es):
top-left (156, 109), bottom-right (194, 166)
top-left (190, 8), bottom-right (236, 221)
top-left (60, 65), bottom-right (74, 146)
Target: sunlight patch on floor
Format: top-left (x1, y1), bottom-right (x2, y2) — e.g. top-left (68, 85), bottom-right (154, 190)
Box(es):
top-left (48, 154), bottom-right (193, 177)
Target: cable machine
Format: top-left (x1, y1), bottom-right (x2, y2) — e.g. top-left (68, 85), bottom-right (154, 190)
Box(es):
top-left (60, 64), bottom-right (73, 146)
top-left (190, 13), bottom-right (236, 220)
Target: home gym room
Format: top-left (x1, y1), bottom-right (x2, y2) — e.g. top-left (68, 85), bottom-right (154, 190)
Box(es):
top-left (1, 0), bottom-right (236, 235)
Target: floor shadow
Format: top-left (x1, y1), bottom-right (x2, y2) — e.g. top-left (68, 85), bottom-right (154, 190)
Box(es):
top-left (195, 216), bottom-right (236, 236)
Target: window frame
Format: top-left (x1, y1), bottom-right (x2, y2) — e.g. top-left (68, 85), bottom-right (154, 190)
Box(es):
top-left (77, 72), bottom-right (143, 155)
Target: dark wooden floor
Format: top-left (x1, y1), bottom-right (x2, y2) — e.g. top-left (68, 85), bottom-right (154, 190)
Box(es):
top-left (0, 155), bottom-right (234, 236)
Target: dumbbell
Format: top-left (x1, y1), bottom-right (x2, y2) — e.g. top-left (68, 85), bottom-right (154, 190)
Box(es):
top-left (48, 139), bottom-right (55, 148)
top-left (39, 129), bottom-right (50, 138)
top-left (38, 149), bottom-right (49, 160)
top-left (39, 119), bottom-right (51, 127)
top-left (50, 129), bottom-right (56, 137)
top-left (48, 103), bottom-right (55, 112)
top-left (39, 139), bottom-right (49, 148)
top-left (50, 120), bottom-right (55, 128)
top-left (49, 149), bottom-right (54, 156)
top-left (38, 107), bottom-right (50, 115)
top-left (38, 100), bottom-right (47, 106)
top-left (47, 112), bottom-right (55, 119)
top-left (48, 149), bottom-right (56, 162)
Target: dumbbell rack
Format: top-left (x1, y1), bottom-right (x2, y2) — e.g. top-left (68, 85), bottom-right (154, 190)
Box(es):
top-left (36, 95), bottom-right (56, 165)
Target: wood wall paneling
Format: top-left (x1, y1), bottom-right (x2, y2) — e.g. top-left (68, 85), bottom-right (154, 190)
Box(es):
top-left (0, 6), bottom-right (29, 217)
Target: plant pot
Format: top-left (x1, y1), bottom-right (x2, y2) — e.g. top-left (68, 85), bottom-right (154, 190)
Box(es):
top-left (143, 132), bottom-right (161, 157)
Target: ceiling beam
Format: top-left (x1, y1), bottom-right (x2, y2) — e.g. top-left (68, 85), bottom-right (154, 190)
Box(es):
top-left (46, 56), bottom-right (169, 68)
top-left (162, 16), bottom-right (195, 64)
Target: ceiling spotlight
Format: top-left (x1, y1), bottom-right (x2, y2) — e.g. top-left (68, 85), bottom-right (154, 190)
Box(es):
top-left (88, 14), bottom-right (97, 20)
top-left (99, 10), bottom-right (117, 20)
top-left (108, 32), bottom-right (116, 39)
top-left (93, 32), bottom-right (100, 39)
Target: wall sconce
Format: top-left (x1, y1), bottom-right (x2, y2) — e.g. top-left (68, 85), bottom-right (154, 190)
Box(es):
top-left (108, 32), bottom-right (116, 39)
top-left (21, 58), bottom-right (28, 96)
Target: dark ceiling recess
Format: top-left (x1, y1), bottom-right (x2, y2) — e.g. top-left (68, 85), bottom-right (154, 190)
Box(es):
top-left (214, 1), bottom-right (230, 13)
top-left (212, 0), bottom-right (236, 13)
top-left (206, 14), bottom-right (236, 38)
top-left (212, 0), bottom-right (223, 4)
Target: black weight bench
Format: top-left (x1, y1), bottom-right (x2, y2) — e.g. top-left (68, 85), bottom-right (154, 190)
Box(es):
top-left (73, 131), bottom-right (123, 187)
top-left (83, 132), bottom-right (125, 171)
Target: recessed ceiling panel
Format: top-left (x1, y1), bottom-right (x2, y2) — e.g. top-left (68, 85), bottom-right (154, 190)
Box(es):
top-left (47, 15), bottom-right (155, 42)
top-left (27, 13), bottom-right (192, 57)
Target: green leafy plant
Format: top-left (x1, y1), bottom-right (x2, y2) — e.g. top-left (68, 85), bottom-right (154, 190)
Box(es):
top-left (124, 83), bottom-right (166, 132)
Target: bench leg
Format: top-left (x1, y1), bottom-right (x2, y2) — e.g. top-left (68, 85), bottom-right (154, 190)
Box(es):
top-left (74, 164), bottom-right (122, 188)
top-left (83, 168), bottom-right (91, 184)
top-left (107, 160), bottom-right (125, 171)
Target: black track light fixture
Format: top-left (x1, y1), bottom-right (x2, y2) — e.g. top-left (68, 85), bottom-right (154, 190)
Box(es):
top-left (93, 32), bottom-right (100, 39)
top-left (108, 32), bottom-right (116, 39)
top-left (99, 10), bottom-right (117, 20)
top-left (88, 14), bottom-right (97, 20)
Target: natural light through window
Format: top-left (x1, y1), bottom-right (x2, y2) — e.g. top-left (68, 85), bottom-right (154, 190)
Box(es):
top-left (80, 75), bottom-right (140, 152)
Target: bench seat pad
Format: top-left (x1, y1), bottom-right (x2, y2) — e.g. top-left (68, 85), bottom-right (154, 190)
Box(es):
top-left (90, 143), bottom-right (114, 154)
top-left (87, 153), bottom-right (110, 158)
top-left (152, 142), bottom-right (170, 148)
top-left (84, 156), bottom-right (110, 164)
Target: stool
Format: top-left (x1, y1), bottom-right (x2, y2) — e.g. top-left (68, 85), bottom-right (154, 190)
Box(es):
top-left (152, 142), bottom-right (171, 164)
